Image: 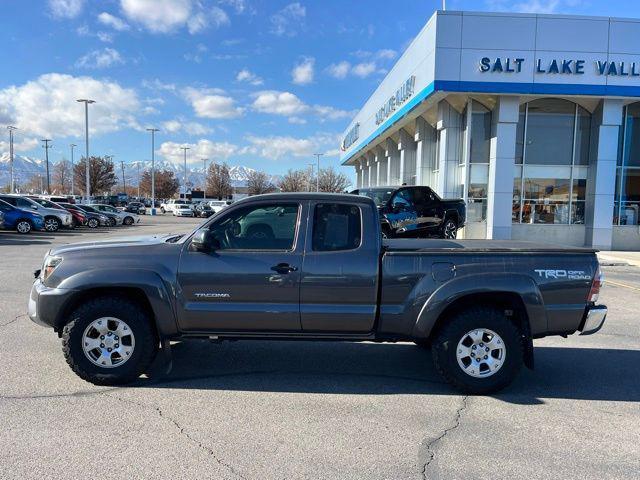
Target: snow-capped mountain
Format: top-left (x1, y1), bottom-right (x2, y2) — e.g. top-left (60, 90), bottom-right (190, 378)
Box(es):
top-left (0, 153), bottom-right (280, 189)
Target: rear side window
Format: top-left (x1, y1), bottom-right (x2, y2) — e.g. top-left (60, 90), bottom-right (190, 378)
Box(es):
top-left (312, 203), bottom-right (362, 251)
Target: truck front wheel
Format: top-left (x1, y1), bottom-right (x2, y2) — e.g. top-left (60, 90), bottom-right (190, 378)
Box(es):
top-left (431, 306), bottom-right (524, 394)
top-left (61, 296), bottom-right (158, 385)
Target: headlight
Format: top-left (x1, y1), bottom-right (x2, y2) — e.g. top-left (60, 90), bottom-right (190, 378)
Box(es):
top-left (41, 255), bottom-right (62, 281)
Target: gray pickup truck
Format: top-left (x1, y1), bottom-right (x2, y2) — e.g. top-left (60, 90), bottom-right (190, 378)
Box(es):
top-left (28, 193), bottom-right (607, 394)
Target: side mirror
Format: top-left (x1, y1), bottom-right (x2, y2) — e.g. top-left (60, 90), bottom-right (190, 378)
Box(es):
top-left (190, 229), bottom-right (218, 252)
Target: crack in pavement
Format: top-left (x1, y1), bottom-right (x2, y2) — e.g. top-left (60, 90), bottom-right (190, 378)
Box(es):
top-left (107, 394), bottom-right (248, 480)
top-left (0, 314), bottom-right (26, 328)
top-left (420, 395), bottom-right (469, 479)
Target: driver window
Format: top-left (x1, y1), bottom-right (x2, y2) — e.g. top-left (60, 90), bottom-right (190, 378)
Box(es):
top-left (208, 203), bottom-right (299, 251)
top-left (391, 190), bottom-right (412, 209)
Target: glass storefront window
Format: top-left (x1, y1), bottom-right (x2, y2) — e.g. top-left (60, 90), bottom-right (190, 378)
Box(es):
top-left (615, 102), bottom-right (640, 225)
top-left (470, 101), bottom-right (492, 164)
top-left (513, 98), bottom-right (591, 225)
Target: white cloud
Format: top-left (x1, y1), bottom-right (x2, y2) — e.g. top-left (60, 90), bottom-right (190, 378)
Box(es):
top-left (48, 0), bottom-right (84, 19)
top-left (220, 0), bottom-right (253, 14)
top-left (244, 135), bottom-right (313, 160)
top-left (0, 137), bottom-right (40, 153)
top-left (291, 57), bottom-right (314, 85)
top-left (0, 73), bottom-right (141, 138)
top-left (97, 32), bottom-right (114, 43)
top-left (251, 90), bottom-right (307, 116)
top-left (251, 90), bottom-right (352, 123)
top-left (120, 0), bottom-right (229, 34)
top-left (184, 87), bottom-right (243, 119)
top-left (98, 12), bottom-right (130, 31)
top-left (161, 119), bottom-right (212, 135)
top-left (76, 48), bottom-right (125, 69)
top-left (486, 0), bottom-right (561, 13)
top-left (270, 2), bottom-right (305, 36)
top-left (352, 62), bottom-right (377, 78)
top-left (159, 139), bottom-right (237, 163)
top-left (326, 61), bottom-right (351, 79)
top-left (236, 69), bottom-right (263, 86)
top-left (376, 49), bottom-right (397, 60)
top-left (184, 43), bottom-right (209, 63)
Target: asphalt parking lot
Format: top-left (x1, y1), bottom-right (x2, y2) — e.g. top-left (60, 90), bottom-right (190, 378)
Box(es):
top-left (1, 216), bottom-right (638, 480)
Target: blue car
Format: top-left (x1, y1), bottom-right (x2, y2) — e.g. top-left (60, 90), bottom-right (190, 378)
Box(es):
top-left (0, 199), bottom-right (45, 233)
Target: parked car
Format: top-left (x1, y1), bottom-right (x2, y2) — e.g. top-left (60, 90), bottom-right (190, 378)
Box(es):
top-left (0, 199), bottom-right (45, 233)
top-left (194, 204), bottom-right (214, 218)
top-left (90, 204), bottom-right (138, 226)
top-left (125, 202), bottom-right (146, 215)
top-left (30, 198), bottom-right (86, 228)
top-left (0, 194), bottom-right (73, 232)
top-left (58, 203), bottom-right (108, 229)
top-left (173, 204), bottom-right (195, 217)
top-left (351, 186), bottom-right (466, 239)
top-left (28, 193), bottom-right (607, 394)
top-left (207, 200), bottom-right (228, 213)
top-left (160, 199), bottom-right (191, 214)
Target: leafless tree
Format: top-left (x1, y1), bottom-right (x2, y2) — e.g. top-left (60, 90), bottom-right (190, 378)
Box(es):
top-left (73, 156), bottom-right (118, 196)
top-left (318, 167), bottom-right (351, 193)
top-left (206, 162), bottom-right (233, 198)
top-left (53, 160), bottom-right (72, 193)
top-left (278, 169), bottom-right (310, 192)
top-left (247, 170), bottom-right (276, 195)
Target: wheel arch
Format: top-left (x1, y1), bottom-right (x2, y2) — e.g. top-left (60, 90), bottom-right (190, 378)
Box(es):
top-left (53, 271), bottom-right (179, 339)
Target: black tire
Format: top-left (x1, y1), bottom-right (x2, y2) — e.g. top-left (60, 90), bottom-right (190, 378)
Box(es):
top-left (441, 217), bottom-right (457, 239)
top-left (44, 216), bottom-right (60, 232)
top-left (108, 217), bottom-right (117, 227)
top-left (160, 207), bottom-right (165, 213)
top-left (16, 219), bottom-right (32, 234)
top-left (123, 216), bottom-right (134, 226)
top-left (431, 306), bottom-right (524, 394)
top-left (61, 296), bottom-right (158, 386)
top-left (87, 218), bottom-right (99, 228)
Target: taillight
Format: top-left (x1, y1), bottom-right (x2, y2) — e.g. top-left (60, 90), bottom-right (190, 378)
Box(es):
top-left (588, 266), bottom-right (604, 303)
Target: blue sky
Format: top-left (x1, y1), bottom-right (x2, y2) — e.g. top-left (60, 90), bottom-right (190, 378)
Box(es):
top-left (1, 0), bottom-right (639, 178)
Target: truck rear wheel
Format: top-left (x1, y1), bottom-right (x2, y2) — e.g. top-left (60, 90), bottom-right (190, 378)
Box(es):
top-left (431, 306), bottom-right (524, 394)
top-left (61, 296), bottom-right (157, 385)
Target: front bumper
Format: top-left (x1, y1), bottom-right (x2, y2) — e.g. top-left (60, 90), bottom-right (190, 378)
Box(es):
top-left (579, 305), bottom-right (607, 335)
top-left (28, 278), bottom-right (74, 329)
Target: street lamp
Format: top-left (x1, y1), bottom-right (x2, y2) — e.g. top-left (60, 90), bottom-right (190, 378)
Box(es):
top-left (77, 99), bottom-right (95, 203)
top-left (313, 153), bottom-right (323, 192)
top-left (180, 146), bottom-right (190, 199)
top-left (307, 163), bottom-right (314, 192)
top-left (146, 128), bottom-right (159, 214)
top-left (201, 158), bottom-right (208, 200)
top-left (70, 143), bottom-right (76, 196)
top-left (41, 139), bottom-right (52, 193)
top-left (7, 126), bottom-right (17, 193)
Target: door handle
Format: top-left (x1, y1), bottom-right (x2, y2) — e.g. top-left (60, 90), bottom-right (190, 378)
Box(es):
top-left (271, 263), bottom-right (298, 274)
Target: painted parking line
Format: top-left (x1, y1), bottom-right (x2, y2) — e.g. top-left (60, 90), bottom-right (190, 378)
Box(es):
top-left (606, 279), bottom-right (640, 292)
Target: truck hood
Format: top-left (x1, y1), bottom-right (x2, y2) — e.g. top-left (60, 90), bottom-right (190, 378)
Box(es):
top-left (50, 233), bottom-right (184, 255)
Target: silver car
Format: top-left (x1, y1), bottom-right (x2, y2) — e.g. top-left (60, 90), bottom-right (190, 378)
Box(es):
top-left (89, 204), bottom-right (139, 226)
top-left (0, 194), bottom-right (72, 232)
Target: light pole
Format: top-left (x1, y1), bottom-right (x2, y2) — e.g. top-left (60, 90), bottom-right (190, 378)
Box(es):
top-left (201, 158), bottom-right (208, 200)
top-left (313, 153), bottom-right (323, 192)
top-left (7, 126), bottom-right (17, 193)
top-left (307, 163), bottom-right (314, 192)
top-left (70, 143), bottom-right (76, 196)
top-left (137, 162), bottom-right (140, 198)
top-left (41, 139), bottom-right (52, 193)
top-left (180, 146), bottom-right (190, 199)
top-left (146, 128), bottom-right (159, 213)
top-left (77, 99), bottom-right (95, 203)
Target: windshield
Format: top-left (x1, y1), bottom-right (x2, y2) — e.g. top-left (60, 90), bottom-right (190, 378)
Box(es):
top-left (33, 198), bottom-right (62, 209)
top-left (355, 189), bottom-right (394, 206)
top-left (78, 205), bottom-right (99, 214)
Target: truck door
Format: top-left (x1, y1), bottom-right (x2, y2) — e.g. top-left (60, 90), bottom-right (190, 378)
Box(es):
top-left (300, 201), bottom-right (379, 333)
top-left (412, 187), bottom-right (442, 235)
top-left (176, 201), bottom-right (306, 332)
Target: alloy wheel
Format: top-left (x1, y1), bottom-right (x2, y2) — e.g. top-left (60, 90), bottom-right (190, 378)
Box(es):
top-left (82, 317), bottom-right (136, 368)
top-left (16, 221), bottom-right (31, 234)
top-left (44, 218), bottom-right (60, 232)
top-left (443, 220), bottom-right (457, 239)
top-left (455, 328), bottom-right (506, 378)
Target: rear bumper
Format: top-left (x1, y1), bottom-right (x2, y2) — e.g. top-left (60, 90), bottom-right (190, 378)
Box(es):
top-left (579, 305), bottom-right (607, 335)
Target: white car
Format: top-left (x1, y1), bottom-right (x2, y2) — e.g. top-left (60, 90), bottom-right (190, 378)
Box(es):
top-left (89, 204), bottom-right (139, 226)
top-left (207, 200), bottom-right (228, 213)
top-left (160, 199), bottom-right (192, 214)
top-left (173, 204), bottom-right (194, 217)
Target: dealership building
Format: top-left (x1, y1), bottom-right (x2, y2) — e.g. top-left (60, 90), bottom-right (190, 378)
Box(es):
top-left (341, 10), bottom-right (640, 250)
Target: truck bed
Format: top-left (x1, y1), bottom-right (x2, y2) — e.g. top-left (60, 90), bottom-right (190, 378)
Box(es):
top-left (383, 238), bottom-right (597, 254)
